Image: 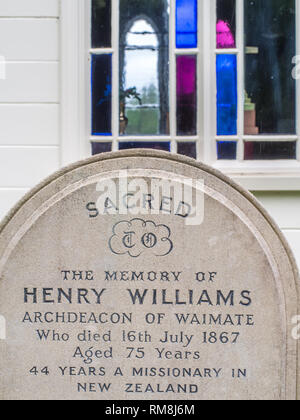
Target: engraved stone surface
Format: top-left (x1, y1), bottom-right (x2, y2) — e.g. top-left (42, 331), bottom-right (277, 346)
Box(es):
top-left (0, 150), bottom-right (299, 400)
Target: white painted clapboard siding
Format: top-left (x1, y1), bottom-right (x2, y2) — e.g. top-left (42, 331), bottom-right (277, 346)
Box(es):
top-left (0, 0), bottom-right (60, 222)
top-left (0, 188), bottom-right (29, 221)
top-left (253, 192), bottom-right (300, 230)
top-left (0, 0), bottom-right (59, 17)
top-left (0, 19), bottom-right (59, 61)
top-left (0, 62), bottom-right (59, 103)
top-left (0, 147), bottom-right (59, 188)
top-left (253, 192), bottom-right (300, 271)
top-left (0, 104), bottom-right (59, 146)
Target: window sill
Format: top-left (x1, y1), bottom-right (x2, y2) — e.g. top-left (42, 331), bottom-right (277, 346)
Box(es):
top-left (213, 161), bottom-right (300, 191)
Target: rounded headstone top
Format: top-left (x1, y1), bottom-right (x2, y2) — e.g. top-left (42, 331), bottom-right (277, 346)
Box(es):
top-left (0, 150), bottom-right (299, 400)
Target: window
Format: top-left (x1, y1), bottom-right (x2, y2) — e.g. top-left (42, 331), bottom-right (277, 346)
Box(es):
top-left (85, 0), bottom-right (300, 179)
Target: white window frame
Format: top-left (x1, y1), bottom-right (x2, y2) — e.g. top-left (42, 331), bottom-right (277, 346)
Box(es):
top-left (60, 0), bottom-right (300, 191)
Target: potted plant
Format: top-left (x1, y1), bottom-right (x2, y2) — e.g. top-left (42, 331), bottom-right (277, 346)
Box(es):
top-left (119, 87), bottom-right (142, 135)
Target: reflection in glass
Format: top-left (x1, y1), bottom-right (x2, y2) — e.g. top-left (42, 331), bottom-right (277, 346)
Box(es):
top-left (177, 55), bottom-right (197, 135)
top-left (91, 142), bottom-right (112, 155)
top-left (244, 141), bottom-right (296, 160)
top-left (216, 0), bottom-right (236, 48)
top-left (177, 142), bottom-right (197, 159)
top-left (176, 0), bottom-right (197, 48)
top-left (119, 0), bottom-right (169, 136)
top-left (244, 91), bottom-right (259, 135)
top-left (92, 0), bottom-right (111, 48)
top-left (119, 142), bottom-right (170, 151)
top-left (216, 54), bottom-right (237, 136)
top-left (244, 0), bottom-right (296, 134)
top-left (217, 141), bottom-right (237, 160)
top-left (91, 54), bottom-right (112, 135)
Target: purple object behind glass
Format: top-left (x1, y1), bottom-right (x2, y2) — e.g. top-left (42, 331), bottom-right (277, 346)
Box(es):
top-left (176, 55), bottom-right (197, 135)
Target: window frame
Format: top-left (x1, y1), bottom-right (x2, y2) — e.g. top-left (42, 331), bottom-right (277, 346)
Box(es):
top-left (60, 0), bottom-right (300, 190)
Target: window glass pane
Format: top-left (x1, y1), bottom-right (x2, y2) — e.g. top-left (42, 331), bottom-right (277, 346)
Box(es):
top-left (244, 0), bottom-right (296, 134)
top-left (177, 142), bottom-right (197, 159)
top-left (176, 0), bottom-right (198, 48)
top-left (217, 141), bottom-right (237, 159)
top-left (119, 0), bottom-right (169, 136)
top-left (119, 142), bottom-right (170, 151)
top-left (91, 54), bottom-right (112, 135)
top-left (216, 0), bottom-right (236, 48)
top-left (91, 142), bottom-right (112, 155)
top-left (177, 55), bottom-right (197, 135)
top-left (217, 54), bottom-right (237, 135)
top-left (244, 91), bottom-right (259, 135)
top-left (92, 0), bottom-right (111, 48)
top-left (244, 141), bottom-right (296, 160)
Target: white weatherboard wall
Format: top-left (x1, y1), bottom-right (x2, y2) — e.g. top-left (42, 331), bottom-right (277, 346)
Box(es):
top-left (253, 192), bottom-right (300, 272)
top-left (0, 0), bottom-right (60, 220)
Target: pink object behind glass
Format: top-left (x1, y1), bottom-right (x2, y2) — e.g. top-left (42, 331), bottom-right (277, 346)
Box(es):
top-left (217, 20), bottom-right (235, 48)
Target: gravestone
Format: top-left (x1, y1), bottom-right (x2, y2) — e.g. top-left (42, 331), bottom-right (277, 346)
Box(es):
top-left (0, 150), bottom-right (299, 400)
